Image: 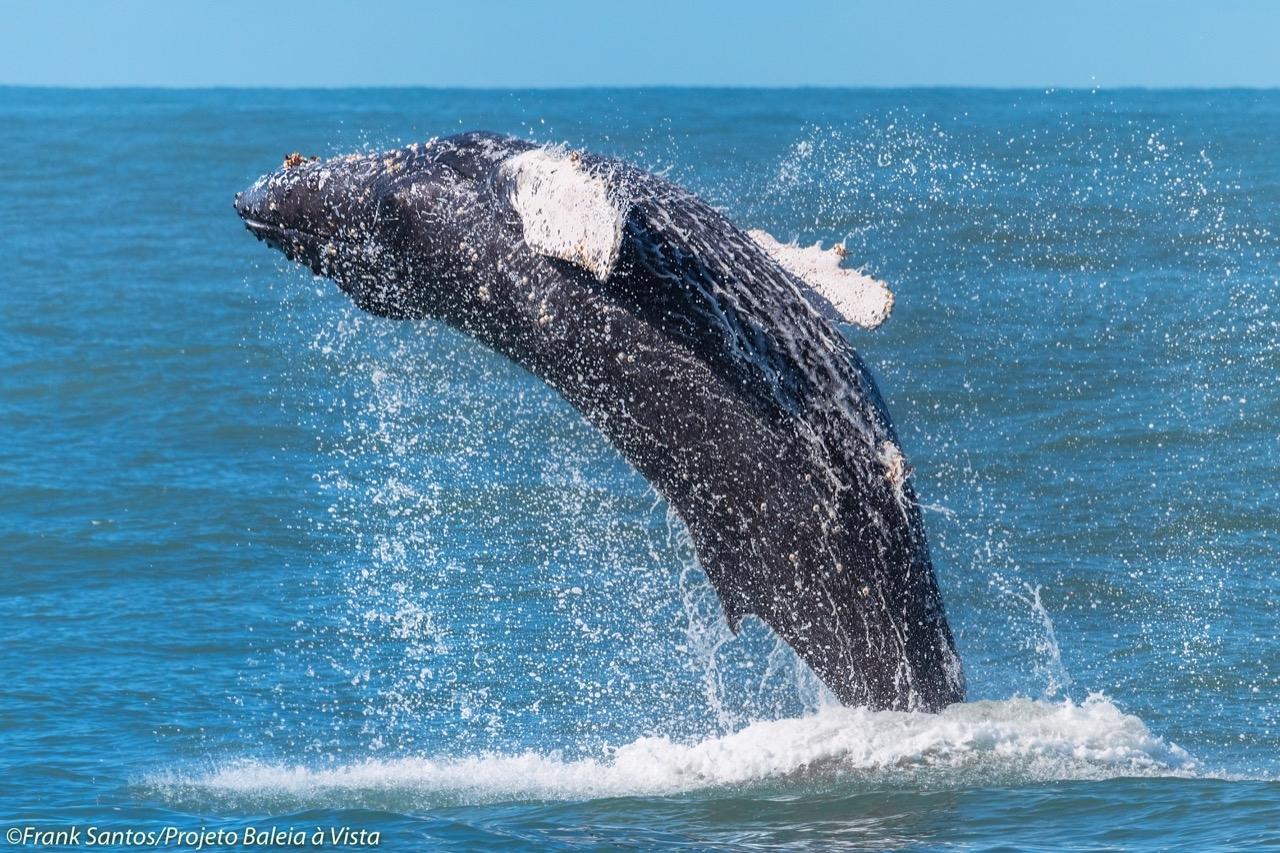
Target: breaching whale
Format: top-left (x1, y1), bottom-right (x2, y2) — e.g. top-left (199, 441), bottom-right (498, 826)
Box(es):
top-left (235, 132), bottom-right (965, 712)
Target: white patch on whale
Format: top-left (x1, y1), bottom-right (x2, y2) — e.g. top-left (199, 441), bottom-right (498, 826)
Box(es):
top-left (877, 439), bottom-right (913, 517)
top-left (500, 149), bottom-right (628, 282)
top-left (748, 230), bottom-right (895, 329)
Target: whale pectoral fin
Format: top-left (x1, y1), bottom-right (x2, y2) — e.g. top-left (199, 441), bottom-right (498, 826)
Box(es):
top-left (747, 230), bottom-right (894, 330)
top-left (499, 148), bottom-right (629, 282)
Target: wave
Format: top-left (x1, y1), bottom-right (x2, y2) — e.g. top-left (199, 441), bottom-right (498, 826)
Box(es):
top-left (150, 695), bottom-right (1203, 810)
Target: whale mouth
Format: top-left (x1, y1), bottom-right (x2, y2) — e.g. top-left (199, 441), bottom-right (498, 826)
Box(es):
top-left (237, 216), bottom-right (330, 271)
top-left (241, 217), bottom-right (282, 238)
top-left (239, 216), bottom-right (304, 251)
top-left (234, 187), bottom-right (327, 245)
top-left (238, 212), bottom-right (362, 281)
top-left (239, 216), bottom-right (317, 248)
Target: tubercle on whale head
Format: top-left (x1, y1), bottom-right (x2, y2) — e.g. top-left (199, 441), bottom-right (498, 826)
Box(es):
top-left (234, 140), bottom-right (485, 320)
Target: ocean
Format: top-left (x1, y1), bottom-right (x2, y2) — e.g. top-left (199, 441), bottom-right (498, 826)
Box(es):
top-left (1, 87), bottom-right (1277, 850)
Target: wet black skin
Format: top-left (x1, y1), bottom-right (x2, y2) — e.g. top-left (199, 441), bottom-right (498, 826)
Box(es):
top-left (235, 132), bottom-right (966, 712)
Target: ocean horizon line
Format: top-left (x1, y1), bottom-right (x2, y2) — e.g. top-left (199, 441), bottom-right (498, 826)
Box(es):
top-left (3, 83), bottom-right (1280, 94)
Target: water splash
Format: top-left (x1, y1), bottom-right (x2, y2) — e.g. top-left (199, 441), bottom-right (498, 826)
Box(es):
top-left (152, 695), bottom-right (1205, 812)
top-left (1007, 582), bottom-right (1072, 700)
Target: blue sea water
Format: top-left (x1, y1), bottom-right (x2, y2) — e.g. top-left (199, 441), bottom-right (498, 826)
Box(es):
top-left (2, 87), bottom-right (1279, 850)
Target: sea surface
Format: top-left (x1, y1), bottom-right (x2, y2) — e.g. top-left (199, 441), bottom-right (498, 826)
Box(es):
top-left (2, 88), bottom-right (1279, 850)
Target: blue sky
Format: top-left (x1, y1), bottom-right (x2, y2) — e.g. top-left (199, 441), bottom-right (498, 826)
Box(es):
top-left (2, 0), bottom-right (1277, 88)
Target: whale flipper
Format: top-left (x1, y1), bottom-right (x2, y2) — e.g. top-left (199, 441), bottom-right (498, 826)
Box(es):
top-left (498, 148), bottom-right (628, 282)
top-left (747, 230), bottom-right (895, 330)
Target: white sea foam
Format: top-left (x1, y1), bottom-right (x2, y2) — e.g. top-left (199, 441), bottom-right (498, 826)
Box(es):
top-left (152, 695), bottom-right (1203, 809)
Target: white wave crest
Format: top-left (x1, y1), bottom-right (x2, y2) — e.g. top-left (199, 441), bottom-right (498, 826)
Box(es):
top-left (152, 695), bottom-right (1200, 809)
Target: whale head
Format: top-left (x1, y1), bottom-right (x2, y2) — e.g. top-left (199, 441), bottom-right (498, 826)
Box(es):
top-left (234, 136), bottom-right (518, 319)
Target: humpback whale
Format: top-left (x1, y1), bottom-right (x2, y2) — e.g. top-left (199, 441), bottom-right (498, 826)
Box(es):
top-left (235, 132), bottom-right (965, 712)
